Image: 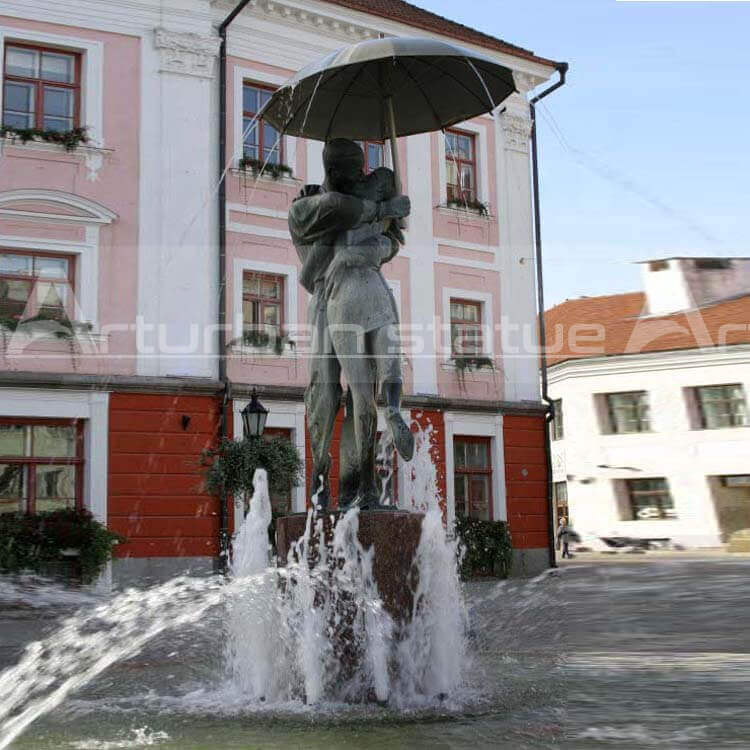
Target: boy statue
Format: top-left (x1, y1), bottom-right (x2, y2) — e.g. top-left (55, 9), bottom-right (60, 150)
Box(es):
top-left (289, 138), bottom-right (414, 510)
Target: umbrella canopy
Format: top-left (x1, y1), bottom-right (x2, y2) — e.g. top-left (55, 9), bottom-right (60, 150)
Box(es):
top-left (262, 36), bottom-right (516, 142)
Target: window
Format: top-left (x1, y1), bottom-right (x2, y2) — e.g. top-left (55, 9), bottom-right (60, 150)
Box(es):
top-left (551, 399), bottom-right (564, 441)
top-left (0, 251), bottom-right (73, 321)
top-left (695, 385), bottom-right (747, 429)
top-left (3, 44), bottom-right (81, 131)
top-left (0, 419), bottom-right (83, 514)
top-left (553, 481), bottom-right (568, 520)
top-left (605, 391), bottom-right (650, 434)
top-left (626, 478), bottom-right (676, 520)
top-left (355, 140), bottom-right (385, 174)
top-left (445, 129), bottom-right (477, 203)
top-left (263, 428), bottom-right (292, 516)
top-left (450, 299), bottom-right (483, 356)
top-left (454, 436), bottom-right (492, 520)
top-left (242, 271), bottom-right (283, 341)
top-left (242, 82), bottom-right (282, 165)
top-left (721, 475), bottom-right (750, 488)
top-left (695, 259), bottom-right (731, 270)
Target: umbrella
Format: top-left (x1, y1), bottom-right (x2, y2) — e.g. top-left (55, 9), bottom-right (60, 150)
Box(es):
top-left (262, 36), bottom-right (517, 193)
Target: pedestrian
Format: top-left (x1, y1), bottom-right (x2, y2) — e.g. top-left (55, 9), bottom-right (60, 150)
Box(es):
top-left (557, 516), bottom-right (573, 559)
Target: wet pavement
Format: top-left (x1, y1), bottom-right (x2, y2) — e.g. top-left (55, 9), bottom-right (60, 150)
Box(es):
top-left (1, 556), bottom-right (749, 748)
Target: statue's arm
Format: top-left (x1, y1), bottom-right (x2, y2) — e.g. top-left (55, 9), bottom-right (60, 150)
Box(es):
top-left (289, 191), bottom-right (379, 245)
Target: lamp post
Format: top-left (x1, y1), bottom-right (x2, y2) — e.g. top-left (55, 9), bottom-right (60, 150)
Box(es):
top-left (241, 388), bottom-right (268, 440)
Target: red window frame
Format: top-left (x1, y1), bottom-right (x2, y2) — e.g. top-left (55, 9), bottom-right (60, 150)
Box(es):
top-left (2, 42), bottom-right (82, 131)
top-left (242, 271), bottom-right (284, 335)
top-left (445, 128), bottom-right (477, 203)
top-left (450, 298), bottom-right (483, 357)
top-left (454, 435), bottom-right (493, 521)
top-left (0, 417), bottom-right (84, 514)
top-left (0, 248), bottom-right (75, 321)
top-left (242, 81), bottom-right (283, 165)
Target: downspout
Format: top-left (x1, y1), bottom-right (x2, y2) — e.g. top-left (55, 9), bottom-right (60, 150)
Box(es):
top-left (529, 62), bottom-right (568, 569)
top-left (217, 0), bottom-right (253, 571)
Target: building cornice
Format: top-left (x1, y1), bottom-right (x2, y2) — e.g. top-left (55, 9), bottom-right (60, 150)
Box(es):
top-left (0, 372), bottom-right (545, 415)
top-left (547, 344), bottom-right (750, 383)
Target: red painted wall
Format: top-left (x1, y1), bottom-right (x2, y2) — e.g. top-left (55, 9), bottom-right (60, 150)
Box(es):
top-left (503, 414), bottom-right (549, 549)
top-left (108, 393), bottom-right (221, 557)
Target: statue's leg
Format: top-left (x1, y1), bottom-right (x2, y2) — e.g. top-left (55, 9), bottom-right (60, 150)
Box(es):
top-left (334, 331), bottom-right (379, 508)
top-left (338, 388), bottom-right (360, 507)
top-left (372, 324), bottom-right (415, 462)
top-left (306, 351), bottom-right (341, 509)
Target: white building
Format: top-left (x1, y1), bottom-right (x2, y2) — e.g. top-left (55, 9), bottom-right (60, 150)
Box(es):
top-left (545, 257), bottom-right (750, 548)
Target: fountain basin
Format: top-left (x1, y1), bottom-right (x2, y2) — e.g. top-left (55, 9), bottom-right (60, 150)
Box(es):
top-left (276, 510), bottom-right (425, 623)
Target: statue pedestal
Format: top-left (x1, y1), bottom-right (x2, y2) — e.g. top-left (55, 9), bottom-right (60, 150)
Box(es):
top-left (276, 510), bottom-right (424, 623)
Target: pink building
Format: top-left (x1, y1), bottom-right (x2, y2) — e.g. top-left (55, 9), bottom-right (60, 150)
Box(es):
top-left (0, 0), bottom-right (562, 582)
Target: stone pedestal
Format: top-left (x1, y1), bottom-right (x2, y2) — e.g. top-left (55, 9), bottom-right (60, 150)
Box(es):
top-left (276, 510), bottom-right (424, 623)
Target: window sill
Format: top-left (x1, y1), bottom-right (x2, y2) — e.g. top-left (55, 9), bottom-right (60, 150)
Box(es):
top-left (231, 167), bottom-right (300, 186)
top-left (437, 204), bottom-right (494, 221)
top-left (0, 327), bottom-right (108, 351)
top-left (230, 343), bottom-right (297, 358)
top-left (441, 357), bottom-right (496, 374)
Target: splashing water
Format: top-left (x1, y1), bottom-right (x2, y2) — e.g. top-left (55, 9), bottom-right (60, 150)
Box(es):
top-left (225, 427), bottom-right (467, 706)
top-left (0, 427), bottom-right (467, 746)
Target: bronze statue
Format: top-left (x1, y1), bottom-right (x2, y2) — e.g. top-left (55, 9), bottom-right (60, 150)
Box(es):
top-left (289, 139), bottom-right (414, 510)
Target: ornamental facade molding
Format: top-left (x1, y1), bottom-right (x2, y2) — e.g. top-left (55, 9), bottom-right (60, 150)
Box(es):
top-left (500, 112), bottom-right (532, 153)
top-left (154, 27), bottom-right (221, 79)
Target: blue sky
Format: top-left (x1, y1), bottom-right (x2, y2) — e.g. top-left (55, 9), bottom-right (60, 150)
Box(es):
top-left (414, 0), bottom-right (750, 306)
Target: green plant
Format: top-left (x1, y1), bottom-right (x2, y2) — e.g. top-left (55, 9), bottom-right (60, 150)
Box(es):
top-left (0, 508), bottom-right (125, 582)
top-left (226, 329), bottom-right (295, 356)
top-left (446, 197), bottom-right (490, 216)
top-left (202, 436), bottom-right (303, 499)
top-left (238, 156), bottom-right (293, 180)
top-left (454, 515), bottom-right (512, 579)
top-left (1, 125), bottom-right (89, 151)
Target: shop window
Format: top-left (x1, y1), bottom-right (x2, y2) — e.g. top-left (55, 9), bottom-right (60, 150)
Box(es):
top-left (0, 419), bottom-right (83, 514)
top-left (454, 436), bottom-right (492, 520)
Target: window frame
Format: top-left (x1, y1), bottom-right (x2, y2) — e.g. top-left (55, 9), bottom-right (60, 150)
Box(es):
top-left (0, 417), bottom-right (84, 514)
top-left (445, 128), bottom-right (477, 204)
top-left (2, 42), bottom-right (82, 131)
top-left (551, 399), bottom-right (564, 441)
top-left (356, 139), bottom-right (385, 174)
top-left (453, 435), bottom-right (493, 521)
top-left (0, 248), bottom-right (76, 321)
top-left (241, 270), bottom-right (284, 338)
top-left (449, 297), bottom-right (483, 357)
top-left (625, 477), bottom-right (675, 521)
top-left (242, 81), bottom-right (284, 166)
top-left (695, 384), bottom-right (747, 429)
top-left (605, 391), bottom-right (651, 434)
top-left (553, 480), bottom-right (568, 519)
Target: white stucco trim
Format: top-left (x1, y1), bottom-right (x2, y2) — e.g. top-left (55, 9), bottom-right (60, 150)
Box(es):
top-left (232, 64), bottom-right (298, 174)
top-left (444, 411), bottom-right (506, 527)
top-left (0, 229), bottom-right (100, 329)
top-left (231, 398), bottom-right (307, 531)
top-left (0, 389), bottom-right (109, 523)
top-left (227, 202), bottom-right (288, 220)
top-left (0, 189), bottom-right (117, 224)
top-left (231, 257), bottom-right (299, 343)
top-left (440, 287), bottom-right (495, 362)
top-left (438, 120), bottom-right (491, 209)
top-left (227, 222), bottom-right (291, 240)
top-left (0, 26), bottom-right (104, 146)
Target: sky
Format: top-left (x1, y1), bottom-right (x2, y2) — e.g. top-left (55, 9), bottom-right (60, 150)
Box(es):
top-left (413, 0), bottom-right (750, 306)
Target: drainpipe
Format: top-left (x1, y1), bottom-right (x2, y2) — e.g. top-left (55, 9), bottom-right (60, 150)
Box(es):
top-left (529, 62), bottom-right (568, 569)
top-left (217, 0), bottom-right (253, 571)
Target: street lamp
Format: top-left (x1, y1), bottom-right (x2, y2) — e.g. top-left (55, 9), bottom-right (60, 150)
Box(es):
top-left (241, 388), bottom-right (268, 439)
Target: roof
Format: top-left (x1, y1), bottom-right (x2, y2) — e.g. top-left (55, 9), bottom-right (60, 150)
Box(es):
top-left (322, 0), bottom-right (560, 68)
top-left (545, 291), bottom-right (750, 367)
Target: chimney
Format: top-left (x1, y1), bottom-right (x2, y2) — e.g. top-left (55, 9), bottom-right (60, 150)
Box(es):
top-left (641, 257), bottom-right (750, 315)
